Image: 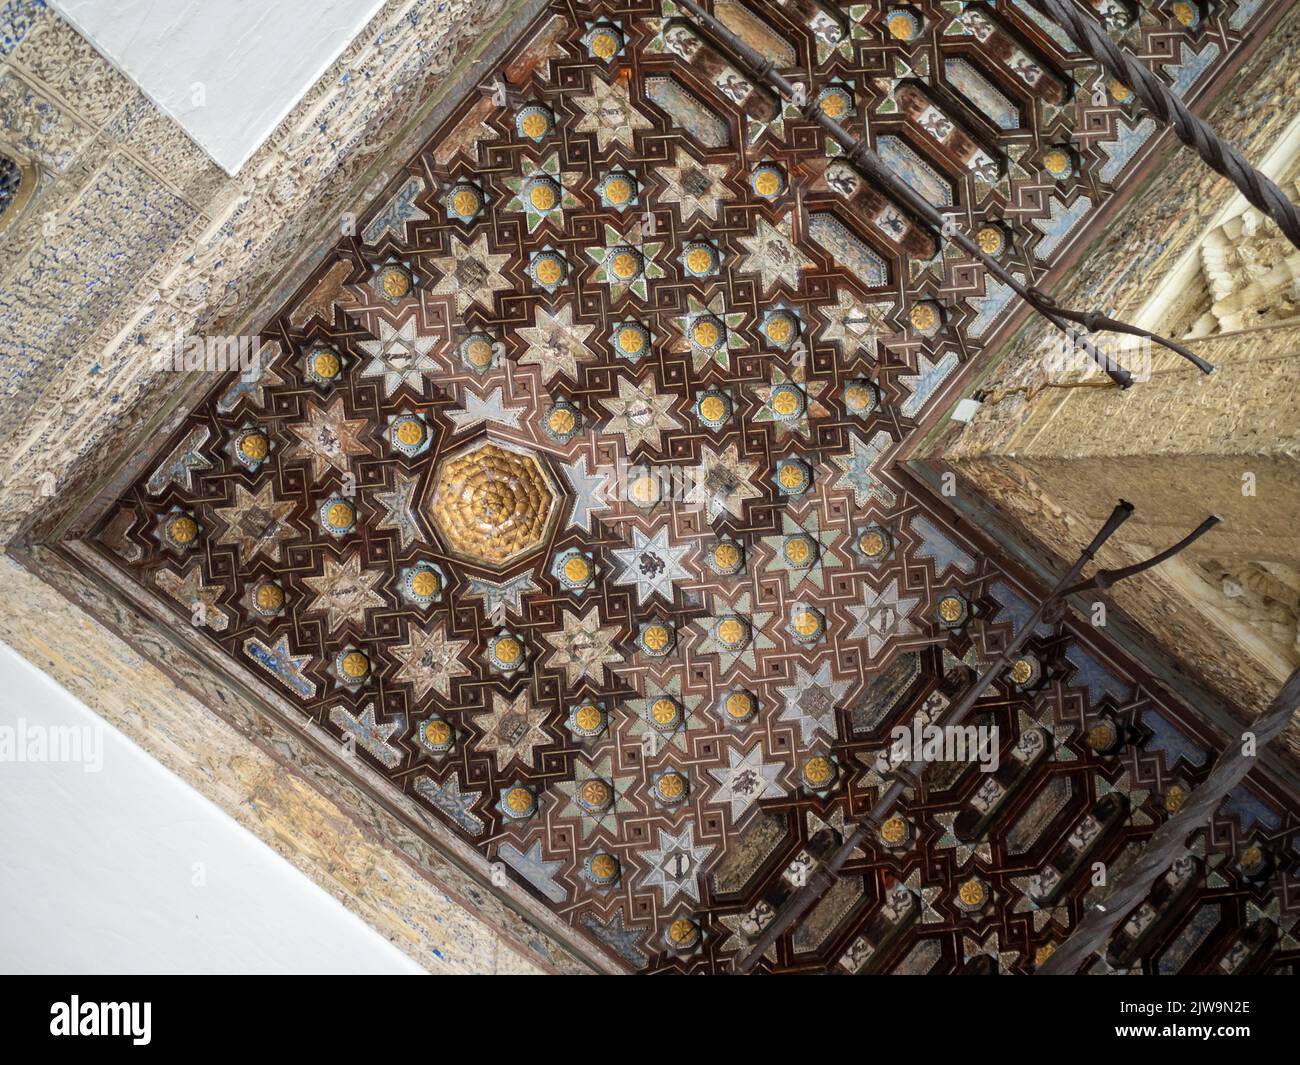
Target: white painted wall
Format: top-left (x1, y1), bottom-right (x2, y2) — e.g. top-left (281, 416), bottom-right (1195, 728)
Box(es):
top-left (0, 642), bottom-right (423, 974)
top-left (51, 0), bottom-right (388, 174)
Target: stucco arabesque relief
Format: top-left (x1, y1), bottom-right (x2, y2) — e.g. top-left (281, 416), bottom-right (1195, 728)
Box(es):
top-left (916, 3), bottom-right (1300, 744)
top-left (0, 0), bottom-right (530, 551)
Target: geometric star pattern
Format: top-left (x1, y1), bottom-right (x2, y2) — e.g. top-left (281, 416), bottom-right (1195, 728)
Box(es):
top-left (473, 689), bottom-right (552, 773)
top-left (288, 396), bottom-right (370, 484)
top-left (637, 821), bottom-right (716, 906)
top-left (391, 621), bottom-right (471, 702)
top-left (609, 524), bottom-right (692, 607)
top-left (301, 553), bottom-right (388, 634)
top-left (357, 316), bottom-right (442, 398)
top-left (91, 0), bottom-right (1300, 977)
top-left (707, 740), bottom-right (786, 822)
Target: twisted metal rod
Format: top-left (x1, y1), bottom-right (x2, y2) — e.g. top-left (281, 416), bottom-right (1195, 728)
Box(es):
top-left (735, 496), bottom-right (1220, 973)
top-left (732, 500), bottom-right (1133, 972)
top-left (676, 0), bottom-right (1215, 387)
top-left (1060, 514), bottom-right (1220, 596)
top-left (1031, 0), bottom-right (1300, 251)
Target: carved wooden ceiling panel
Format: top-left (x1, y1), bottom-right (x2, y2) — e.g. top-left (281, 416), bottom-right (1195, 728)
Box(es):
top-left (88, 0), bottom-right (1300, 973)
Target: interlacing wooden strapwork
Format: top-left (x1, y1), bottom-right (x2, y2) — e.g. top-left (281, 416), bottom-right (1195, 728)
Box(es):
top-left (91, 1), bottom-right (1300, 973)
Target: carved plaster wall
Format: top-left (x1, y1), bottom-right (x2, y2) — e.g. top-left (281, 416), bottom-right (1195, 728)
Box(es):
top-left (0, 0), bottom-right (576, 975)
top-left (6, 0), bottom-right (1300, 975)
top-left (0, 0), bottom-right (531, 550)
top-left (915, 2), bottom-right (1300, 753)
top-left (0, 551), bottom-right (545, 973)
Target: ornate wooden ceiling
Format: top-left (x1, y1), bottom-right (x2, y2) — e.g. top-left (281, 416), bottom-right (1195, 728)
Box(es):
top-left (82, 0), bottom-right (1300, 973)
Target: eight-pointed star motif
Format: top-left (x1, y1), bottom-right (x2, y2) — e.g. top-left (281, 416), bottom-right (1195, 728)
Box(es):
top-left (830, 429), bottom-right (898, 509)
top-left (846, 577), bottom-right (920, 659)
top-left (446, 385), bottom-right (525, 434)
top-left (819, 286), bottom-right (895, 353)
top-left (560, 455), bottom-right (611, 533)
top-left (707, 741), bottom-right (786, 822)
top-left (288, 395), bottom-right (370, 483)
top-left (736, 212), bottom-right (808, 295)
top-left (659, 144), bottom-right (735, 223)
top-left (542, 606), bottom-right (623, 686)
top-left (357, 316), bottom-right (441, 398)
top-left (472, 689), bottom-right (552, 772)
top-left (600, 373), bottom-right (681, 453)
top-left (638, 820), bottom-right (716, 905)
top-left (429, 231), bottom-right (513, 313)
top-left (752, 364), bottom-right (831, 440)
top-left (464, 572), bottom-right (539, 623)
top-left (777, 657), bottom-right (853, 745)
top-left (517, 303), bottom-right (596, 383)
top-left (302, 552), bottom-right (387, 633)
top-left (391, 620), bottom-right (470, 701)
top-left (610, 524), bottom-right (692, 606)
top-left (687, 442), bottom-right (762, 522)
top-left (573, 72), bottom-right (652, 151)
top-left (373, 472), bottom-right (424, 550)
top-left (214, 481), bottom-right (297, 563)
